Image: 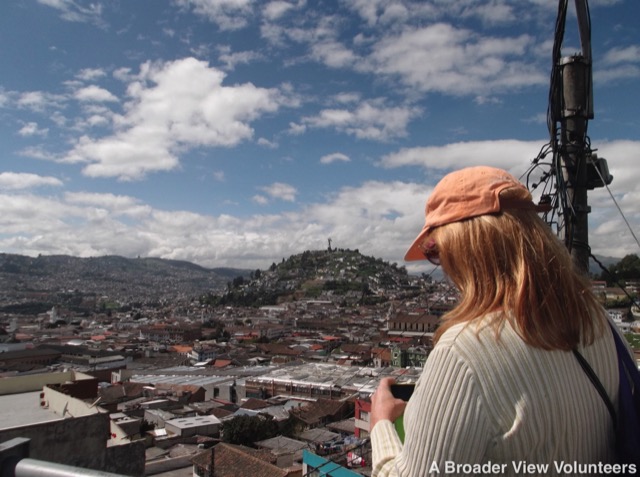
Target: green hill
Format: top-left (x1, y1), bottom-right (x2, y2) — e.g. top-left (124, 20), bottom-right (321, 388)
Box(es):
top-left (203, 248), bottom-right (415, 307)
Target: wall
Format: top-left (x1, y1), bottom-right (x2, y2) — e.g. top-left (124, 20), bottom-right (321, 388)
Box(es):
top-left (0, 413), bottom-right (145, 476)
top-left (0, 371), bottom-right (74, 395)
top-left (112, 368), bottom-right (134, 383)
top-left (43, 385), bottom-right (100, 417)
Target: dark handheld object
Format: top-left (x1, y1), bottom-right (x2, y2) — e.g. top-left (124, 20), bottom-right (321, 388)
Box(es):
top-left (390, 383), bottom-right (415, 401)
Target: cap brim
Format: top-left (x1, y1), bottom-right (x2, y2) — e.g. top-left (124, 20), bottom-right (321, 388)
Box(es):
top-left (404, 226), bottom-right (431, 261)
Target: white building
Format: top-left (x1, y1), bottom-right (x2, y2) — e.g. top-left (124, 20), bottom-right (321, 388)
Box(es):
top-left (164, 415), bottom-right (221, 437)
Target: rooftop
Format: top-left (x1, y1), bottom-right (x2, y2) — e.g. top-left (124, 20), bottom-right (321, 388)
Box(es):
top-left (0, 391), bottom-right (62, 430)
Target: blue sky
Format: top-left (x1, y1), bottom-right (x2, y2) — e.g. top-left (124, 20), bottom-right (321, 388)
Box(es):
top-left (0, 0), bottom-right (639, 273)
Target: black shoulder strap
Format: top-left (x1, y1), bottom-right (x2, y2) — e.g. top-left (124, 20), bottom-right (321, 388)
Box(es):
top-left (573, 348), bottom-right (617, 428)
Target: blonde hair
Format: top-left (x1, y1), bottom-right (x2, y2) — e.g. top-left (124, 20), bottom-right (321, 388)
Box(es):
top-left (432, 203), bottom-right (605, 350)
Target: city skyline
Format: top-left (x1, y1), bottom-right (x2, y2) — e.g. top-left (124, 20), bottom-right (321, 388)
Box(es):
top-left (1, 0), bottom-right (639, 273)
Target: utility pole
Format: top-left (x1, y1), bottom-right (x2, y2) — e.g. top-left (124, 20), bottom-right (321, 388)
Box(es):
top-left (559, 53), bottom-right (592, 274)
top-left (549, 0), bottom-right (593, 274)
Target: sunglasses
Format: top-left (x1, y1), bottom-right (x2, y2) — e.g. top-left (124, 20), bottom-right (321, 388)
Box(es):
top-left (419, 238), bottom-right (440, 265)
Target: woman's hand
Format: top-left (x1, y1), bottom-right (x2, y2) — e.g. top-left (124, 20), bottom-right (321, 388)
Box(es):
top-left (371, 377), bottom-right (408, 431)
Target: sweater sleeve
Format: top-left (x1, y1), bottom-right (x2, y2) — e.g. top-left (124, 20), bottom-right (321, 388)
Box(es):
top-left (371, 342), bottom-right (492, 477)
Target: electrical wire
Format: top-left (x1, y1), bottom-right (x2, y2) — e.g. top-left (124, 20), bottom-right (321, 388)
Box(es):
top-left (593, 166), bottom-right (640, 251)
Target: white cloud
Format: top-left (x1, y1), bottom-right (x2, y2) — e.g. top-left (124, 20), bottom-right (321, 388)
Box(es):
top-left (365, 24), bottom-right (545, 95)
top-left (74, 85), bottom-right (119, 102)
top-left (257, 137), bottom-right (278, 148)
top-left (460, 2), bottom-right (516, 25)
top-left (347, 0), bottom-right (418, 27)
top-left (64, 191), bottom-right (152, 219)
top-left (320, 152), bottom-right (350, 164)
top-left (596, 65), bottom-right (640, 84)
top-left (216, 45), bottom-right (263, 70)
top-left (0, 173), bottom-right (63, 190)
top-left (76, 68), bottom-right (107, 81)
top-left (61, 57), bottom-right (288, 180)
top-left (174, 0), bottom-right (255, 30)
top-left (113, 67), bottom-right (133, 82)
top-left (1, 149), bottom-right (638, 271)
top-left (18, 146), bottom-right (58, 161)
top-left (301, 100), bottom-right (421, 141)
top-left (18, 122), bottom-right (49, 137)
top-left (263, 1), bottom-right (295, 21)
top-left (310, 40), bottom-right (359, 68)
top-left (17, 91), bottom-right (65, 112)
top-left (333, 92), bottom-right (361, 104)
top-left (259, 182), bottom-right (297, 201)
top-left (287, 122), bottom-right (306, 135)
top-left (37, 0), bottom-right (105, 26)
top-left (0, 181), bottom-right (422, 269)
top-left (595, 45), bottom-right (640, 83)
top-left (378, 140), bottom-right (543, 172)
top-left (252, 194), bottom-right (269, 205)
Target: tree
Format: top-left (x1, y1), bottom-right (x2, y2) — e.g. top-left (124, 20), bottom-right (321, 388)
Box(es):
top-left (599, 254), bottom-right (640, 285)
top-left (221, 414), bottom-right (279, 446)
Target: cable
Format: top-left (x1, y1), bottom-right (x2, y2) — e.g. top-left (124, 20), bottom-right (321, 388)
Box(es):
top-left (589, 253), bottom-right (640, 310)
top-left (592, 165), bottom-right (640, 251)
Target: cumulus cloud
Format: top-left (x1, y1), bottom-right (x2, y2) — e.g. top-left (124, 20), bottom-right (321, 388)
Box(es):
top-left (0, 172), bottom-right (63, 190)
top-left (74, 85), bottom-right (119, 102)
top-left (310, 40), bottom-right (360, 69)
top-left (378, 140), bottom-right (543, 172)
top-left (301, 100), bottom-right (421, 141)
top-left (262, 1), bottom-right (297, 21)
top-left (0, 181), bottom-right (423, 269)
top-left (16, 91), bottom-right (66, 112)
top-left (252, 194), bottom-right (269, 205)
top-left (365, 24), bottom-right (545, 95)
top-left (320, 152), bottom-right (350, 164)
top-left (18, 122), bottom-right (49, 137)
top-left (217, 46), bottom-right (263, 71)
top-left (259, 182), bottom-right (297, 202)
top-left (287, 122), bottom-right (306, 135)
top-left (1, 142), bottom-right (639, 271)
top-left (76, 68), bottom-right (107, 81)
top-left (3, 0), bottom-right (637, 272)
top-left (61, 57), bottom-right (288, 180)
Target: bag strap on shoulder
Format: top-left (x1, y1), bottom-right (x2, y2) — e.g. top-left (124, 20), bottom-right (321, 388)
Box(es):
top-left (573, 346), bottom-right (617, 427)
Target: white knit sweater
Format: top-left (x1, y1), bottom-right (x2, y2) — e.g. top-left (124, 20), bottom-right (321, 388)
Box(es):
top-left (371, 315), bottom-right (620, 476)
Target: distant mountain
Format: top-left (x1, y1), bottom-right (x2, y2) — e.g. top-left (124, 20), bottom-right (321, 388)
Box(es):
top-left (590, 254), bottom-right (624, 278)
top-left (0, 253), bottom-right (251, 308)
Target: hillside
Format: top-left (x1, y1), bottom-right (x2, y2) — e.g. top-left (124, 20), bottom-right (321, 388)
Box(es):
top-left (0, 253), bottom-right (249, 312)
top-left (203, 248), bottom-right (416, 307)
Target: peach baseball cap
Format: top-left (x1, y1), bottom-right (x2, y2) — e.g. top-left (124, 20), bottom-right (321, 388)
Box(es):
top-left (404, 166), bottom-right (544, 261)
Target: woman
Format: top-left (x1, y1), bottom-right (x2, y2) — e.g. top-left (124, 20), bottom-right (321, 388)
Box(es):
top-left (371, 166), bottom-right (618, 476)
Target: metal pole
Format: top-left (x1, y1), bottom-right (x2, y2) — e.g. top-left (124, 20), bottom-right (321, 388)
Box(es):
top-left (14, 459), bottom-right (125, 477)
